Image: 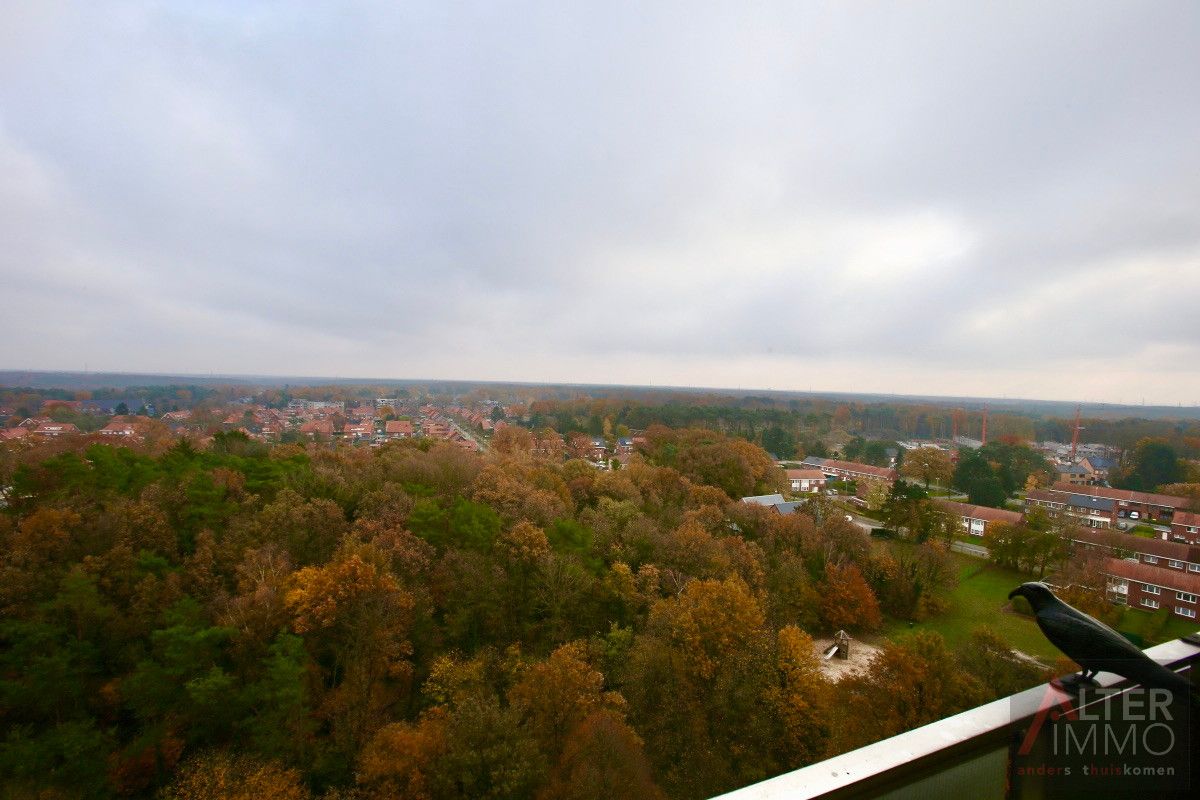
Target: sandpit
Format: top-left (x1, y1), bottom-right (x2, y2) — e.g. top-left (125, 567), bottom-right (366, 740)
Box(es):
top-left (813, 636), bottom-right (882, 682)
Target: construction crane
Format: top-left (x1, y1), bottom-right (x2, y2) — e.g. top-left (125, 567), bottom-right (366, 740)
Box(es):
top-left (1069, 405), bottom-right (1083, 462)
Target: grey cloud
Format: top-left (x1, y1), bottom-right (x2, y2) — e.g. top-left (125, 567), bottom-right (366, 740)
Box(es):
top-left (1, 1), bottom-right (1198, 401)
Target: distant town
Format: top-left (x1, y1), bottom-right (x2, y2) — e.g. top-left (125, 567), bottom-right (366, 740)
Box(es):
top-left (2, 377), bottom-right (1198, 798)
top-left (4, 382), bottom-right (1198, 627)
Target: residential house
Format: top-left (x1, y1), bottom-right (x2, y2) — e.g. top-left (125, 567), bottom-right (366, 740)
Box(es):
top-left (1024, 488), bottom-right (1116, 528)
top-left (0, 427), bottom-right (29, 442)
top-left (1104, 558), bottom-right (1200, 620)
top-left (1171, 511), bottom-right (1200, 546)
top-left (384, 420), bottom-right (414, 439)
top-left (424, 421), bottom-right (453, 439)
top-left (1030, 483), bottom-right (1189, 526)
top-left (343, 421), bottom-right (374, 440)
top-left (800, 456), bottom-right (897, 484)
top-left (98, 422), bottom-right (137, 438)
top-left (786, 468), bottom-right (827, 493)
top-left (1067, 526), bottom-right (1200, 576)
top-left (1054, 463), bottom-right (1090, 486)
top-left (1079, 456), bottom-right (1117, 484)
top-left (299, 420), bottom-right (334, 438)
top-left (933, 499), bottom-right (1023, 537)
top-left (33, 423), bottom-right (79, 437)
top-left (741, 494), bottom-right (803, 515)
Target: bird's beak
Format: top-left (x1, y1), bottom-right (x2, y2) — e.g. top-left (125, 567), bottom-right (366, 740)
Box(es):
top-left (1008, 587), bottom-right (1022, 600)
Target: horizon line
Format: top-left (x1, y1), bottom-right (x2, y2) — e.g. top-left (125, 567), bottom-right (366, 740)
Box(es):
top-left (2, 367), bottom-right (1199, 414)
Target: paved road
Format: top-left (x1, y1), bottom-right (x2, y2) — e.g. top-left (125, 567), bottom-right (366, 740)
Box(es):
top-left (845, 511), bottom-right (991, 559)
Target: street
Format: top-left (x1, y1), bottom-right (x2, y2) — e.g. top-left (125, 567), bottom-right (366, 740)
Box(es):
top-left (844, 511), bottom-right (990, 559)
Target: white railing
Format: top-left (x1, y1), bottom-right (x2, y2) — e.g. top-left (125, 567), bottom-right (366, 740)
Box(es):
top-left (713, 635), bottom-right (1200, 800)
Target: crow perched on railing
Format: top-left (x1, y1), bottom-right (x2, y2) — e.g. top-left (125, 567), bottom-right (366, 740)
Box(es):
top-left (1009, 581), bottom-right (1194, 698)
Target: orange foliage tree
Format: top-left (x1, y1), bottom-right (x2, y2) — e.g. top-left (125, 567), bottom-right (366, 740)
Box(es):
top-left (820, 561), bottom-right (882, 632)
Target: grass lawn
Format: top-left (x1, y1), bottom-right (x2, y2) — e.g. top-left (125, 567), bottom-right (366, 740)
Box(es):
top-left (1112, 606), bottom-right (1200, 643)
top-left (879, 546), bottom-right (1060, 662)
top-left (878, 544), bottom-right (1200, 664)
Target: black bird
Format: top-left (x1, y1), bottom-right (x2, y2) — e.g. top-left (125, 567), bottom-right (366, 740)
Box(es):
top-left (1009, 581), bottom-right (1193, 697)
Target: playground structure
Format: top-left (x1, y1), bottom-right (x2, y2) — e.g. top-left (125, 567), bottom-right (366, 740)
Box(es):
top-left (822, 630), bottom-right (851, 661)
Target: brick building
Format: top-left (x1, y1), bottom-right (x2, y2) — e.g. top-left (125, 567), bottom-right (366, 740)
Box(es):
top-left (933, 499), bottom-right (1023, 537)
top-left (1026, 483), bottom-right (1190, 528)
top-left (785, 469), bottom-right (827, 493)
top-left (1171, 511), bottom-right (1200, 545)
top-left (1104, 558), bottom-right (1200, 620)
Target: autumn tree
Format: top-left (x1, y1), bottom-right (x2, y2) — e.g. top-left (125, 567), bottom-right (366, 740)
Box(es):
top-left (958, 628), bottom-right (1045, 698)
top-left (160, 751), bottom-right (310, 800)
top-left (357, 708), bottom-right (450, 800)
top-left (286, 545), bottom-right (416, 764)
top-left (899, 447), bottom-right (953, 488)
top-left (507, 641), bottom-right (626, 759)
top-left (770, 625), bottom-right (832, 764)
top-left (831, 632), bottom-right (985, 752)
top-left (820, 562), bottom-right (882, 632)
top-left (622, 576), bottom-right (815, 797)
top-left (539, 710), bottom-right (665, 800)
top-left (490, 425), bottom-right (535, 457)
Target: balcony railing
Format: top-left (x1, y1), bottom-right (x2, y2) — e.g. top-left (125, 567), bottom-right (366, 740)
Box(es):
top-left (713, 634), bottom-right (1200, 800)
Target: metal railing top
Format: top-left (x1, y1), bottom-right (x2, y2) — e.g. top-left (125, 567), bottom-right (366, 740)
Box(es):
top-left (712, 635), bottom-right (1200, 800)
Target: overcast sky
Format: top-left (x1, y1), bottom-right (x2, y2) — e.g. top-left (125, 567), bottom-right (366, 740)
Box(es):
top-left (2, 2), bottom-right (1199, 404)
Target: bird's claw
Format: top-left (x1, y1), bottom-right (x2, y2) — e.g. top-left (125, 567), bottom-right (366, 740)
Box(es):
top-left (1052, 672), bottom-right (1099, 693)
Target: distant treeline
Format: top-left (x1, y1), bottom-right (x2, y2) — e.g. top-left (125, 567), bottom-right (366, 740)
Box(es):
top-left (525, 396), bottom-right (1200, 460)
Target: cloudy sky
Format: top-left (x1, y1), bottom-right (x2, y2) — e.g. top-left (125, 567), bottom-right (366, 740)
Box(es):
top-left (2, 1), bottom-right (1199, 404)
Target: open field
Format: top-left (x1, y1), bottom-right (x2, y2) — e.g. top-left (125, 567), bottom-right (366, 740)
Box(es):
top-left (1111, 606), bottom-right (1200, 643)
top-left (879, 544), bottom-right (1200, 663)
top-left (880, 551), bottom-right (1060, 662)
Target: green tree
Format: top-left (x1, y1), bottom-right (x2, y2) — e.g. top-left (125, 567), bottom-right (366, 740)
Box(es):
top-left (761, 426), bottom-right (797, 460)
top-left (1115, 439), bottom-right (1183, 492)
top-left (952, 450), bottom-right (1008, 508)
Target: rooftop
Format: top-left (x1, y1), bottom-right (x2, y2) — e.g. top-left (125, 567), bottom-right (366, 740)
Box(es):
top-left (1049, 483), bottom-right (1189, 510)
top-left (933, 499), bottom-right (1023, 525)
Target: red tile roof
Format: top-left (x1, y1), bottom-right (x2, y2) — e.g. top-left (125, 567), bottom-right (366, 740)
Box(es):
top-left (934, 499), bottom-right (1023, 525)
top-left (820, 458), bottom-right (897, 481)
top-left (1104, 558), bottom-right (1200, 594)
top-left (1069, 526), bottom-right (1199, 563)
top-left (1049, 483), bottom-right (1189, 509)
top-left (1173, 511), bottom-right (1200, 528)
top-left (385, 420), bottom-right (414, 435)
top-left (1025, 489), bottom-right (1060, 504)
top-left (786, 469), bottom-right (827, 481)
top-left (33, 423), bottom-right (79, 435)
